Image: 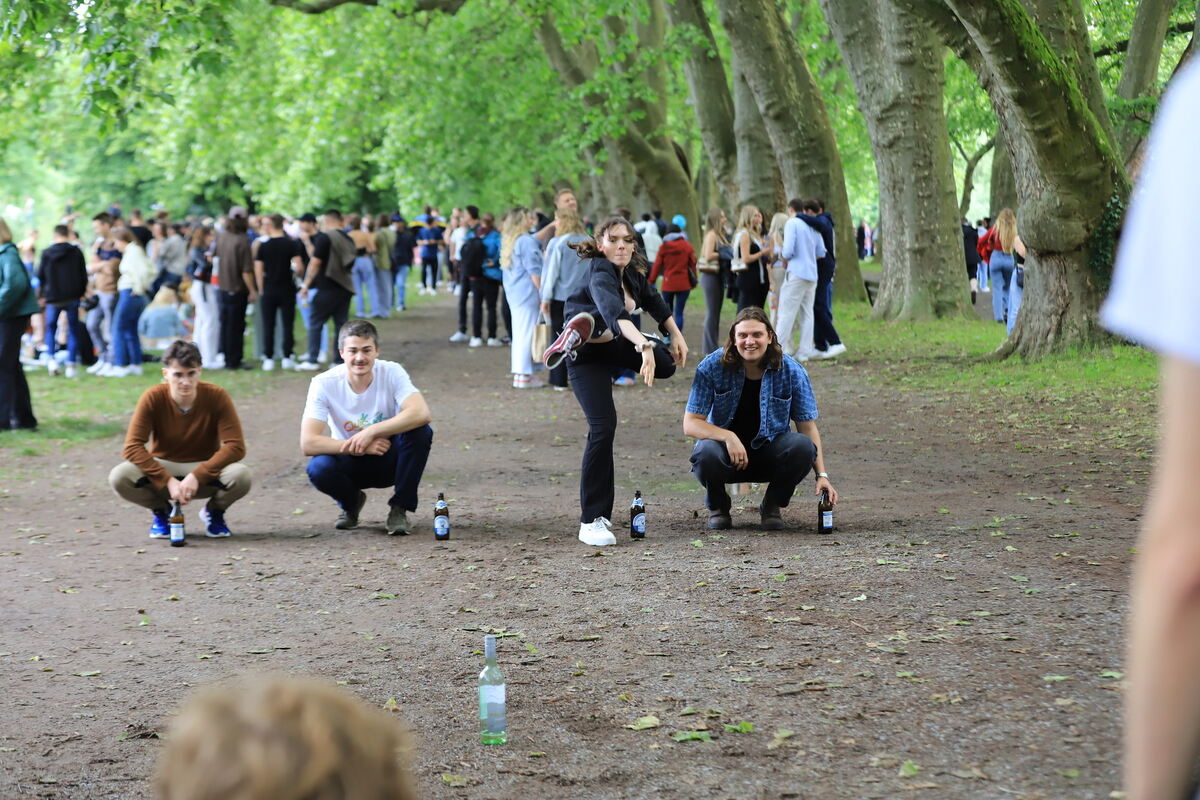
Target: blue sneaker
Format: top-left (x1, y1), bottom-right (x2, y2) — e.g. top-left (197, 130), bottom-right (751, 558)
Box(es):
top-left (199, 506), bottom-right (232, 538)
top-left (149, 509), bottom-right (170, 539)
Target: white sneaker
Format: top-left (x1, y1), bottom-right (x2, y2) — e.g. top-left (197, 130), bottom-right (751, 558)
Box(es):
top-left (486, 337), bottom-right (503, 347)
top-left (295, 361), bottom-right (320, 371)
top-left (262, 358), bottom-right (276, 372)
top-left (64, 364), bottom-right (78, 378)
top-left (104, 365), bottom-right (130, 378)
top-left (46, 360), bottom-right (61, 376)
top-left (449, 331), bottom-right (469, 343)
top-left (281, 357), bottom-right (297, 370)
top-left (468, 337), bottom-right (483, 348)
top-left (823, 343), bottom-right (847, 358)
top-left (86, 361), bottom-right (106, 374)
top-left (317, 351), bottom-right (330, 364)
top-left (578, 517), bottom-right (617, 546)
top-left (127, 364), bottom-right (144, 376)
top-left (513, 375), bottom-right (546, 389)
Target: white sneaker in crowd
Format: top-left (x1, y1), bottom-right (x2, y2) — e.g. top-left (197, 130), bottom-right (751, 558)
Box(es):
top-left (262, 358), bottom-right (276, 372)
top-left (468, 337), bottom-right (483, 348)
top-left (46, 360), bottom-right (61, 376)
top-left (103, 365), bottom-right (130, 378)
top-left (64, 365), bottom-right (78, 378)
top-left (281, 356), bottom-right (297, 370)
top-left (317, 351), bottom-right (330, 364)
top-left (127, 364), bottom-right (144, 376)
top-left (86, 361), bottom-right (106, 374)
top-left (822, 343), bottom-right (847, 358)
top-left (578, 517), bottom-right (617, 546)
top-left (295, 361), bottom-right (320, 371)
top-left (512, 374), bottom-right (546, 389)
top-left (448, 331), bottom-right (469, 343)
top-left (486, 338), bottom-right (503, 347)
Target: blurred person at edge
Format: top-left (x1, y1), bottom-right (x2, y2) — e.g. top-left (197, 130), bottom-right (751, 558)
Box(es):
top-left (37, 224), bottom-right (88, 377)
top-left (0, 216), bottom-right (39, 430)
top-left (186, 226), bottom-right (221, 368)
top-left (102, 227), bottom-right (156, 377)
top-left (499, 207), bottom-right (544, 389)
top-left (1099, 58), bottom-right (1200, 800)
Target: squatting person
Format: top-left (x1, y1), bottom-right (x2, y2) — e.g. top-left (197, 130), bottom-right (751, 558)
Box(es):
top-left (541, 214), bottom-right (688, 546)
top-left (683, 307), bottom-right (838, 530)
top-left (108, 340), bottom-right (252, 538)
top-left (301, 319), bottom-right (432, 534)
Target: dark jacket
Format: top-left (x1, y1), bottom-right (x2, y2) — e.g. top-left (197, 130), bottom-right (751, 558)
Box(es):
top-left (37, 242), bottom-right (88, 304)
top-left (799, 213), bottom-right (836, 273)
top-left (566, 257), bottom-right (672, 337)
top-left (0, 242), bottom-right (39, 319)
top-left (392, 229), bottom-right (417, 268)
top-left (962, 223), bottom-right (981, 266)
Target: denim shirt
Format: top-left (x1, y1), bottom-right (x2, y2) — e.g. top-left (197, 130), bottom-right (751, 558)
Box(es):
top-left (502, 233), bottom-right (543, 307)
top-left (686, 350), bottom-right (818, 449)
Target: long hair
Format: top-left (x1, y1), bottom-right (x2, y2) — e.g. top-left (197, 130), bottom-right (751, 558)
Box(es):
top-left (767, 212), bottom-right (788, 247)
top-left (735, 205), bottom-right (761, 243)
top-left (720, 307), bottom-right (783, 372)
top-left (704, 207), bottom-right (728, 246)
top-left (499, 206), bottom-right (530, 269)
top-left (568, 215), bottom-right (649, 274)
top-left (995, 208), bottom-right (1017, 253)
top-left (555, 208), bottom-right (586, 238)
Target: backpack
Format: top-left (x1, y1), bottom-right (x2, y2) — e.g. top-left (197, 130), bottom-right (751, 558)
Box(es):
top-left (459, 234), bottom-right (487, 279)
top-left (323, 230), bottom-right (357, 294)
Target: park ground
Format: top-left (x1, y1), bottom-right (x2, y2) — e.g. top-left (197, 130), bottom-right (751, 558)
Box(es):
top-left (0, 287), bottom-right (1156, 800)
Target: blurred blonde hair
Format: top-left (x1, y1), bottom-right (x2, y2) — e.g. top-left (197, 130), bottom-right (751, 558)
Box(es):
top-left (0, 217), bottom-right (12, 244)
top-left (154, 674), bottom-right (416, 800)
top-left (767, 212), bottom-right (788, 243)
top-left (500, 206), bottom-right (531, 269)
top-left (555, 208), bottom-right (586, 238)
top-left (735, 205), bottom-right (761, 237)
top-left (995, 207), bottom-right (1018, 254)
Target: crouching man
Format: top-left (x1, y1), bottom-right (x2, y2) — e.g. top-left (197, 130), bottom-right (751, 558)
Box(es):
top-left (109, 340), bottom-right (251, 538)
top-left (683, 308), bottom-right (838, 530)
top-left (301, 319), bottom-right (432, 534)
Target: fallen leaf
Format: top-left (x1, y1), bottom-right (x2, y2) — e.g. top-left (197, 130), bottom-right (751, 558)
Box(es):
top-left (625, 715), bottom-right (660, 730)
top-left (74, 670), bottom-right (102, 677)
top-left (670, 730), bottom-right (712, 742)
top-left (898, 760), bottom-right (921, 778)
top-left (441, 773), bottom-right (469, 787)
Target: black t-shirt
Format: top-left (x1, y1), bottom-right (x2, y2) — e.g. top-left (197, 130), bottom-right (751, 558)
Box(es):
top-left (730, 377), bottom-right (762, 449)
top-left (257, 236), bottom-right (303, 292)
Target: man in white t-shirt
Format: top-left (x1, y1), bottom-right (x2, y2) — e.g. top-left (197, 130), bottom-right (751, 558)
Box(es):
top-left (301, 319), bottom-right (433, 534)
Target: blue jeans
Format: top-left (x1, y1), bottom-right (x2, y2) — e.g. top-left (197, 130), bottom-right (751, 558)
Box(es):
top-left (988, 252), bottom-right (1014, 324)
top-left (394, 265), bottom-right (410, 310)
top-left (661, 290), bottom-right (690, 331)
top-left (1007, 267), bottom-right (1024, 335)
top-left (306, 425), bottom-right (434, 512)
top-left (111, 289), bottom-right (147, 367)
top-left (44, 300), bottom-right (86, 364)
top-left (352, 256), bottom-right (384, 318)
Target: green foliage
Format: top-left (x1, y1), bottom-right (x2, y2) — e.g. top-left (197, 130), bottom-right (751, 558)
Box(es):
top-left (1086, 194), bottom-right (1126, 291)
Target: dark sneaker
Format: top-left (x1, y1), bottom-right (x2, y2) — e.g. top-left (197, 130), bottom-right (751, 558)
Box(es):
top-left (149, 509), bottom-right (170, 539)
top-left (336, 491), bottom-right (368, 530)
top-left (707, 509), bottom-right (732, 530)
top-left (200, 506), bottom-right (232, 537)
top-left (386, 506), bottom-right (413, 536)
top-left (543, 313), bottom-right (594, 369)
top-left (760, 500), bottom-right (784, 531)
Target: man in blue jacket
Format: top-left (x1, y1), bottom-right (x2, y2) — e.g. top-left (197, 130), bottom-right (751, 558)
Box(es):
top-left (799, 199), bottom-right (846, 359)
top-left (683, 307), bottom-right (839, 530)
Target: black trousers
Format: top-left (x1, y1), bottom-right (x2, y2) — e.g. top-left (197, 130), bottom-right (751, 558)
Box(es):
top-left (260, 288), bottom-right (296, 359)
top-left (568, 337), bottom-right (676, 523)
top-left (736, 269), bottom-right (770, 312)
top-left (813, 260), bottom-right (841, 351)
top-left (456, 271), bottom-right (471, 334)
top-left (307, 284), bottom-right (352, 364)
top-left (471, 277), bottom-right (500, 338)
top-left (548, 299), bottom-right (567, 388)
top-left (690, 431), bottom-right (817, 512)
top-left (0, 315), bottom-right (36, 430)
top-left (218, 290), bottom-right (249, 369)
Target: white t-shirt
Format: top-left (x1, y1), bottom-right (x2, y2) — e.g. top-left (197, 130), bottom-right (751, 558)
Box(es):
top-left (302, 360), bottom-right (419, 440)
top-left (449, 226), bottom-right (468, 261)
top-left (1101, 60), bottom-right (1200, 364)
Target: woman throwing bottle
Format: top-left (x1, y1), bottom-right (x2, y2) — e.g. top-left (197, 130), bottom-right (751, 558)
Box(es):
top-left (542, 215), bottom-right (688, 546)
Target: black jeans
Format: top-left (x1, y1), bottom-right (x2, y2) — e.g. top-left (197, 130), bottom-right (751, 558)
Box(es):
top-left (456, 271), bottom-right (471, 334)
top-left (471, 277), bottom-right (500, 339)
top-left (813, 260), bottom-right (841, 351)
top-left (218, 290), bottom-right (249, 369)
top-left (0, 315), bottom-right (37, 430)
top-left (260, 288), bottom-right (296, 359)
top-left (548, 299), bottom-right (567, 388)
top-left (568, 337), bottom-right (676, 523)
top-left (690, 431), bottom-right (817, 513)
top-left (736, 269), bottom-right (769, 312)
top-left (307, 284), bottom-right (352, 364)
top-left (306, 426), bottom-right (433, 512)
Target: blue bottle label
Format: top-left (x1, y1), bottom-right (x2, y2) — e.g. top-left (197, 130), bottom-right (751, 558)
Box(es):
top-left (632, 512), bottom-right (646, 535)
top-left (434, 516), bottom-right (450, 537)
top-left (170, 522), bottom-right (185, 543)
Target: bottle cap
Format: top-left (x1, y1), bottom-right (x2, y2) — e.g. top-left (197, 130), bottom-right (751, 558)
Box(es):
top-left (483, 634), bottom-right (496, 659)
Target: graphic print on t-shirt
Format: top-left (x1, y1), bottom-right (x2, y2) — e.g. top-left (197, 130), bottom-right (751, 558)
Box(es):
top-left (343, 412), bottom-right (387, 434)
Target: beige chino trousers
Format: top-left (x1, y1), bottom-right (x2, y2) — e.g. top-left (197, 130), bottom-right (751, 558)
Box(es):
top-left (108, 459), bottom-right (252, 512)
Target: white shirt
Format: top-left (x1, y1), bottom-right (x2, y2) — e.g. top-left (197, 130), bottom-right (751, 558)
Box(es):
top-left (449, 226), bottom-right (468, 261)
top-left (302, 359), bottom-right (419, 440)
top-left (780, 216), bottom-right (826, 282)
top-left (1101, 60), bottom-right (1200, 364)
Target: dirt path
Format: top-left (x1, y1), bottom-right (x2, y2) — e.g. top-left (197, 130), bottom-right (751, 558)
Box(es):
top-left (0, 294), bottom-right (1146, 799)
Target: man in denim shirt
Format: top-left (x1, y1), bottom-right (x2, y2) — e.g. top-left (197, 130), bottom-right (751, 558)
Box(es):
top-left (684, 308), bottom-right (839, 530)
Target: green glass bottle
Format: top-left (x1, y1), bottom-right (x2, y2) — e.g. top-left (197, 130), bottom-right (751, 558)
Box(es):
top-left (478, 634), bottom-right (506, 745)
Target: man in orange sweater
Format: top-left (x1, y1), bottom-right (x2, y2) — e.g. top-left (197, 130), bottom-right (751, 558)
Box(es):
top-left (108, 340), bottom-right (252, 538)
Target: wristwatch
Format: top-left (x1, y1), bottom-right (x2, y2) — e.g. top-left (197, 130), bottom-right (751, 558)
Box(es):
top-left (815, 472), bottom-right (829, 480)
top-left (634, 341), bottom-right (652, 353)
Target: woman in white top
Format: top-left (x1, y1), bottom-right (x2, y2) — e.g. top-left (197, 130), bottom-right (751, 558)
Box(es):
top-left (766, 212), bottom-right (789, 323)
top-left (104, 227), bottom-right (156, 376)
top-left (698, 206), bottom-right (729, 355)
top-left (499, 208), bottom-right (543, 388)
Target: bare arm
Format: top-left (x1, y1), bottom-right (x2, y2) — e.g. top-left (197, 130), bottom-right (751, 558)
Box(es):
top-left (1126, 357), bottom-right (1200, 800)
top-left (301, 393), bottom-right (432, 457)
top-left (797, 419), bottom-right (837, 504)
top-left (300, 417), bottom-right (346, 456)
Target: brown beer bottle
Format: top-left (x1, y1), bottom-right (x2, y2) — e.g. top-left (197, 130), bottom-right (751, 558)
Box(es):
top-left (433, 493), bottom-right (450, 540)
top-left (169, 500), bottom-right (187, 547)
top-left (817, 489), bottom-right (833, 535)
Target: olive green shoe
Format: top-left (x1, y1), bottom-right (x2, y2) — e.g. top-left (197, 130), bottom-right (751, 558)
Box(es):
top-left (386, 505), bottom-right (413, 536)
top-left (336, 491), bottom-right (367, 530)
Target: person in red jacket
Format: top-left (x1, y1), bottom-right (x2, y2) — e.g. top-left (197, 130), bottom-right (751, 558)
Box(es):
top-left (648, 224), bottom-right (697, 334)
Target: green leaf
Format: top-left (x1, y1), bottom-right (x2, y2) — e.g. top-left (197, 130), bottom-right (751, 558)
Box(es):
top-left (138, 615), bottom-right (151, 626)
top-left (1010, 575), bottom-right (1030, 583)
top-left (74, 670), bottom-right (102, 677)
top-left (1100, 670), bottom-right (1124, 679)
top-left (767, 728), bottom-right (795, 749)
top-left (523, 642), bottom-right (538, 654)
top-left (773, 573), bottom-right (788, 582)
top-left (625, 715), bottom-right (660, 730)
top-left (373, 593), bottom-right (396, 600)
top-left (690, 540), bottom-right (705, 548)
top-left (679, 706), bottom-right (699, 716)
top-left (441, 773), bottom-right (469, 787)
top-left (1042, 674), bottom-right (1071, 682)
top-left (937, 508), bottom-right (950, 514)
top-left (723, 721), bottom-right (754, 733)
top-left (898, 760), bottom-right (921, 778)
top-left (670, 730), bottom-right (712, 742)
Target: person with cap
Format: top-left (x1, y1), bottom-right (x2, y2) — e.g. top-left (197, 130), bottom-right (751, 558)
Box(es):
top-left (672, 214), bottom-right (689, 241)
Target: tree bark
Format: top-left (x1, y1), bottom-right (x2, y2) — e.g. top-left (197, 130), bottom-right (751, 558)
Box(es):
top-left (1127, 2), bottom-right (1200, 181)
top-left (954, 135), bottom-right (994, 218)
top-left (714, 0), bottom-right (866, 302)
top-left (988, 127), bottom-right (1017, 217)
top-left (822, 0), bottom-right (970, 320)
top-left (732, 51), bottom-right (784, 215)
top-left (663, 0), bottom-right (738, 208)
top-left (898, 0), bottom-right (1129, 359)
top-left (1115, 0), bottom-right (1179, 159)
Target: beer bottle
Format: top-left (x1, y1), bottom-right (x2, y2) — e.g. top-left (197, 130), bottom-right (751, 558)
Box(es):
top-left (817, 489), bottom-right (833, 535)
top-left (630, 490), bottom-right (646, 539)
top-left (433, 493), bottom-right (450, 541)
top-left (169, 500), bottom-right (187, 547)
top-left (478, 634), bottom-right (506, 745)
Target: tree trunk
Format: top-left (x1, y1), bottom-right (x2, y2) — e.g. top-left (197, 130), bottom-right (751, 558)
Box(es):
top-left (989, 128), bottom-right (1017, 216)
top-left (714, 0), bottom-right (867, 302)
top-left (732, 51), bottom-right (784, 214)
top-left (955, 135), bottom-right (994, 218)
top-left (822, 0), bottom-right (970, 320)
top-left (1127, 2), bottom-right (1200, 181)
top-left (663, 0), bottom-right (738, 207)
top-left (536, 12), bottom-right (700, 233)
top-left (1116, 0), bottom-right (1187, 164)
top-left (898, 0), bottom-right (1130, 358)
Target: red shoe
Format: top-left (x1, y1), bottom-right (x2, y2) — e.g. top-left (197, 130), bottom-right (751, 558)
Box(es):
top-left (543, 312), bottom-right (594, 369)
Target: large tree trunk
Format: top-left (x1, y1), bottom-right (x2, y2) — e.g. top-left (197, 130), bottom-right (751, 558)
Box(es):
top-left (988, 127), bottom-right (1017, 217)
top-left (536, 11), bottom-right (700, 233)
top-left (714, 0), bottom-right (867, 303)
top-left (898, 0), bottom-right (1129, 359)
top-left (664, 0), bottom-right (738, 208)
top-left (732, 51), bottom-right (784, 214)
top-left (822, 0), bottom-right (970, 320)
top-left (1115, 0), bottom-right (1180, 160)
